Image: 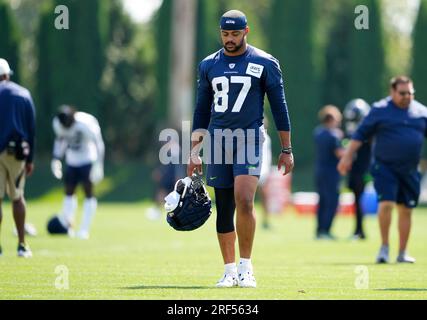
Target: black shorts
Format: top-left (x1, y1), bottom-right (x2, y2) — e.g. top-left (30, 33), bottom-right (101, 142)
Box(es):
top-left (371, 161), bottom-right (421, 208)
top-left (64, 163), bottom-right (92, 186)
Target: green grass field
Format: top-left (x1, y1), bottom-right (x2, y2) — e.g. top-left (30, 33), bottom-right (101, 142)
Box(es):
top-left (0, 200), bottom-right (426, 300)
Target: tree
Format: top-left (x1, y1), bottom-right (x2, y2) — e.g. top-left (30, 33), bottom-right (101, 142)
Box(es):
top-left (323, 0), bottom-right (386, 107)
top-left (348, 0), bottom-right (386, 102)
top-left (99, 0), bottom-right (156, 160)
top-left (36, 0), bottom-right (110, 153)
top-left (195, 0), bottom-right (222, 66)
top-left (153, 0), bottom-right (173, 127)
top-left (412, 0), bottom-right (427, 105)
top-left (323, 2), bottom-right (354, 108)
top-left (268, 0), bottom-right (320, 170)
top-left (0, 0), bottom-right (21, 83)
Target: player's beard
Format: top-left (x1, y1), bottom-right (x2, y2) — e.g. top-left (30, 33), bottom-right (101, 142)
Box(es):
top-left (224, 38), bottom-right (244, 53)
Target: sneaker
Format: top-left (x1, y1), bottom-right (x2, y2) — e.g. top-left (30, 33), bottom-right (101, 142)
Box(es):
top-left (397, 252), bottom-right (416, 264)
top-left (350, 233), bottom-right (366, 241)
top-left (216, 273), bottom-right (238, 288)
top-left (17, 243), bottom-right (32, 258)
top-left (67, 228), bottom-right (76, 238)
top-left (316, 232), bottom-right (337, 241)
top-left (376, 245), bottom-right (389, 264)
top-left (238, 269), bottom-right (257, 288)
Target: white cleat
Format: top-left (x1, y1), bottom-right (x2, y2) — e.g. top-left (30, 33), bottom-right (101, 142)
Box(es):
top-left (216, 273), bottom-right (238, 288)
top-left (76, 230), bottom-right (90, 240)
top-left (67, 228), bottom-right (76, 238)
top-left (238, 270), bottom-right (257, 288)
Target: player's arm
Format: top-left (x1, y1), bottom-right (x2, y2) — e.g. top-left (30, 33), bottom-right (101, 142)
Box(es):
top-left (338, 108), bottom-right (378, 175)
top-left (334, 131), bottom-right (345, 159)
top-left (50, 117), bottom-right (68, 179)
top-left (264, 59), bottom-right (294, 176)
top-left (88, 120), bottom-right (105, 184)
top-left (52, 118), bottom-right (67, 160)
top-left (93, 123), bottom-right (105, 163)
top-left (337, 140), bottom-right (362, 175)
top-left (25, 95), bottom-right (36, 176)
top-left (187, 63), bottom-right (213, 177)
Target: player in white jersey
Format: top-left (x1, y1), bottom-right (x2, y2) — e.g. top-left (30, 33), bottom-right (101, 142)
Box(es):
top-left (50, 105), bottom-right (105, 239)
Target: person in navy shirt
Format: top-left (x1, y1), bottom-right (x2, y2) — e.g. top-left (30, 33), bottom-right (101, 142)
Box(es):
top-left (343, 99), bottom-right (372, 240)
top-left (0, 58), bottom-right (35, 258)
top-left (339, 76), bottom-right (426, 264)
top-left (187, 10), bottom-right (293, 288)
top-left (314, 105), bottom-right (344, 240)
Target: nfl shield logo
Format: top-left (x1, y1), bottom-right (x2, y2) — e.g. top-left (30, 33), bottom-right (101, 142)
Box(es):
top-left (229, 63), bottom-right (236, 69)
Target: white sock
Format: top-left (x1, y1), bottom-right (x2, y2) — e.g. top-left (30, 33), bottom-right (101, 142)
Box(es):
top-left (61, 196), bottom-right (77, 226)
top-left (79, 198), bottom-right (97, 234)
top-left (224, 263), bottom-right (237, 275)
top-left (239, 258), bottom-right (253, 271)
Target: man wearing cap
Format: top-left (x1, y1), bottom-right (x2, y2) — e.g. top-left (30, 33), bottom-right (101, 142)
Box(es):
top-left (0, 58), bottom-right (36, 258)
top-left (187, 10), bottom-right (293, 288)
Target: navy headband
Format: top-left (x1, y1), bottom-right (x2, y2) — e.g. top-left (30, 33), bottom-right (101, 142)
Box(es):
top-left (220, 15), bottom-right (247, 30)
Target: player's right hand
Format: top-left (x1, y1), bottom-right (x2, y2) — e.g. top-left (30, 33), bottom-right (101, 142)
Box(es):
top-left (25, 163), bottom-right (34, 177)
top-left (337, 155), bottom-right (352, 176)
top-left (187, 155), bottom-right (203, 177)
top-left (51, 159), bottom-right (63, 180)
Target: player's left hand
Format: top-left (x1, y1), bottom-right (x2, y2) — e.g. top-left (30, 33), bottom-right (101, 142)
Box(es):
top-left (278, 153), bottom-right (294, 176)
top-left (187, 155), bottom-right (203, 177)
top-left (90, 161), bottom-right (104, 184)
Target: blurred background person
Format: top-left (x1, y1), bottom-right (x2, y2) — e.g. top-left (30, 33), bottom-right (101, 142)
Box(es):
top-left (339, 76), bottom-right (426, 264)
top-left (148, 136), bottom-right (184, 220)
top-left (50, 105), bottom-right (105, 239)
top-left (258, 118), bottom-right (273, 230)
top-left (313, 105), bottom-right (345, 240)
top-left (343, 99), bottom-right (372, 240)
top-left (0, 58), bottom-right (35, 257)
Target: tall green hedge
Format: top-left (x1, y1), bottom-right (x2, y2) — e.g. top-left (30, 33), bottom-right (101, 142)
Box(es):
top-left (36, 0), bottom-right (110, 152)
top-left (153, 0), bottom-right (173, 128)
top-left (323, 0), bottom-right (386, 107)
top-left (268, 0), bottom-right (320, 168)
top-left (0, 0), bottom-right (21, 83)
top-left (348, 0), bottom-right (386, 102)
top-left (412, 0), bottom-right (427, 105)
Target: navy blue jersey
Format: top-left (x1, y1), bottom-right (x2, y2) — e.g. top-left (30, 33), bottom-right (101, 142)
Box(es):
top-left (0, 81), bottom-right (36, 162)
top-left (353, 97), bottom-right (427, 171)
top-left (192, 45), bottom-right (290, 133)
top-left (314, 126), bottom-right (343, 170)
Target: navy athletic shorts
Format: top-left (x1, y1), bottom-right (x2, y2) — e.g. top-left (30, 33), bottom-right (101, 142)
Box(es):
top-left (64, 163), bottom-right (92, 186)
top-left (371, 161), bottom-right (421, 208)
top-left (205, 127), bottom-right (266, 188)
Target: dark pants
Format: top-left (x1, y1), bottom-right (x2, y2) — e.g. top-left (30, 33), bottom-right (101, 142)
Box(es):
top-left (349, 172), bottom-right (366, 235)
top-left (315, 170), bottom-right (340, 235)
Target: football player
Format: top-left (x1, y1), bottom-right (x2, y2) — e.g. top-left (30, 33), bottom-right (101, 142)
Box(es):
top-left (343, 99), bottom-right (371, 240)
top-left (187, 10), bottom-right (293, 288)
top-left (50, 105), bottom-right (105, 239)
